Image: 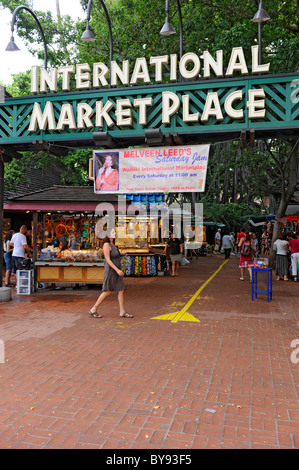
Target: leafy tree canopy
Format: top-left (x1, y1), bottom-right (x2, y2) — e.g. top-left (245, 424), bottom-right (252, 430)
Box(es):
top-left (1, 0), bottom-right (298, 230)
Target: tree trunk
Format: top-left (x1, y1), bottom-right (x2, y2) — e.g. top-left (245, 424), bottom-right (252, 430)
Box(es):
top-left (56, 0), bottom-right (61, 18)
top-left (268, 139), bottom-right (299, 267)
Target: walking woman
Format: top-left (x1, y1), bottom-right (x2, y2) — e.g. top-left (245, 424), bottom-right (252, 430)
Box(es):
top-left (3, 230), bottom-right (15, 287)
top-left (273, 233), bottom-right (289, 281)
top-left (238, 230), bottom-right (255, 281)
top-left (88, 228), bottom-right (133, 319)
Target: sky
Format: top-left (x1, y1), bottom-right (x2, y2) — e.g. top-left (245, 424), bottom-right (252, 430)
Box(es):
top-left (0, 0), bottom-right (85, 85)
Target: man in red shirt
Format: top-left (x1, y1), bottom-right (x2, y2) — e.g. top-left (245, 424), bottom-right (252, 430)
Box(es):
top-left (289, 233), bottom-right (299, 281)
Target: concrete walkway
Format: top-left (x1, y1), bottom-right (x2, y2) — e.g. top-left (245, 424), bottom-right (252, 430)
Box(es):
top-left (0, 255), bottom-right (298, 449)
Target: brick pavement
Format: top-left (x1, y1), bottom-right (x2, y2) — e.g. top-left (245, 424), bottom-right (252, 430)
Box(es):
top-left (0, 254), bottom-right (298, 449)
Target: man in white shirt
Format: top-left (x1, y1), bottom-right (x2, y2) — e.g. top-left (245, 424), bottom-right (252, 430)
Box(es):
top-left (214, 229), bottom-right (222, 253)
top-left (10, 225), bottom-right (33, 273)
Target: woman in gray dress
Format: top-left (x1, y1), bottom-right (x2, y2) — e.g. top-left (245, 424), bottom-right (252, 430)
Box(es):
top-left (88, 228), bottom-right (133, 319)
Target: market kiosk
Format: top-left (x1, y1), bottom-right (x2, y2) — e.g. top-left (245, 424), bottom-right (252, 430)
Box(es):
top-left (35, 210), bottom-right (168, 282)
top-left (4, 186), bottom-right (168, 286)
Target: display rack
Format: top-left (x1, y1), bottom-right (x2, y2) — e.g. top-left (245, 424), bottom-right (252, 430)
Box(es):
top-left (17, 270), bottom-right (34, 295)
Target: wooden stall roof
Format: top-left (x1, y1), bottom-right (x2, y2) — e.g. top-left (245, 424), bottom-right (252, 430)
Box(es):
top-left (4, 185), bottom-right (127, 212)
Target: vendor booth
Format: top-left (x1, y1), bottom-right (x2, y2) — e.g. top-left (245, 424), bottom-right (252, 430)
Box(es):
top-left (3, 186), bottom-right (168, 287)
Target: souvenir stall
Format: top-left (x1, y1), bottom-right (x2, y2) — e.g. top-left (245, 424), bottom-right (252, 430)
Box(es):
top-left (36, 210), bottom-right (168, 280)
top-left (3, 187), bottom-right (169, 286)
top-left (114, 193), bottom-right (168, 277)
top-left (35, 211), bottom-right (106, 284)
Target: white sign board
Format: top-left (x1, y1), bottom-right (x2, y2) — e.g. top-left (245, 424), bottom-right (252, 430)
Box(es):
top-left (93, 144), bottom-right (210, 194)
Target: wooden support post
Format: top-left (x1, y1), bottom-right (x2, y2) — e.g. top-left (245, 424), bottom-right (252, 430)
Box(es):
top-left (0, 152), bottom-right (4, 287)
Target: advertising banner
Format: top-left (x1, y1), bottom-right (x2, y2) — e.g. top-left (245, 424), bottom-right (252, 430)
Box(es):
top-left (93, 144), bottom-right (210, 194)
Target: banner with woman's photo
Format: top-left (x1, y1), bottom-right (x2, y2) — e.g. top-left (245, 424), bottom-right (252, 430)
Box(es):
top-left (93, 144), bottom-right (210, 194)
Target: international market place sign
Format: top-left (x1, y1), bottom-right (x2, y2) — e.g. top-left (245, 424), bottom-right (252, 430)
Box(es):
top-left (0, 45), bottom-right (298, 189)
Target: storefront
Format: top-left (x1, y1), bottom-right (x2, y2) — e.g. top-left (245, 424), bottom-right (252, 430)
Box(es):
top-left (4, 186), bottom-right (168, 286)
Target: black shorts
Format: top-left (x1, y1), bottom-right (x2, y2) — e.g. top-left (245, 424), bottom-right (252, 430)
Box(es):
top-left (12, 256), bottom-right (25, 274)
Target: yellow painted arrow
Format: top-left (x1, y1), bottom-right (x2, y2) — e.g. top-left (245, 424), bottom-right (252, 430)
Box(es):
top-left (152, 259), bottom-right (229, 323)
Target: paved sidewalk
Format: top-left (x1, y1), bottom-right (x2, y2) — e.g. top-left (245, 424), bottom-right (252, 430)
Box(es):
top-left (0, 255), bottom-right (298, 449)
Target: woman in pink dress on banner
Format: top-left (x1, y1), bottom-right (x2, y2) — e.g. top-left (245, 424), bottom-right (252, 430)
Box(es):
top-left (95, 154), bottom-right (119, 191)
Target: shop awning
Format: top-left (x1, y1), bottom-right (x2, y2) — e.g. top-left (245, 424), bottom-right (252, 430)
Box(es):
top-left (4, 185), bottom-right (128, 212)
top-left (249, 214), bottom-right (276, 226)
top-left (202, 221), bottom-right (225, 227)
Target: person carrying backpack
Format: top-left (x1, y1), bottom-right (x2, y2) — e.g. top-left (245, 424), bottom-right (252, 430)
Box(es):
top-left (238, 230), bottom-right (255, 281)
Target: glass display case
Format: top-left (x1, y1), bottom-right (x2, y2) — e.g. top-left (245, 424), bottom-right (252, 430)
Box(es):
top-left (37, 248), bottom-right (104, 263)
top-left (36, 248), bottom-right (105, 284)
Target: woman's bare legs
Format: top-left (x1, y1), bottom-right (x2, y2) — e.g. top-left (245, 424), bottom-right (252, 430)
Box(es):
top-left (171, 261), bottom-right (175, 276)
top-left (90, 291), bottom-right (111, 315)
top-left (118, 290), bottom-right (125, 316)
top-left (5, 269), bottom-right (11, 285)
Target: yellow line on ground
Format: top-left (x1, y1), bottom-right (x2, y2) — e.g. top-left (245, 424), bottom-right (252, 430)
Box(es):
top-left (152, 259), bottom-right (229, 323)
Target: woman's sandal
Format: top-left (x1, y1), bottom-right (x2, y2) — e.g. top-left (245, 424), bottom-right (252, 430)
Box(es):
top-left (119, 313), bottom-right (134, 318)
top-left (89, 310), bottom-right (102, 318)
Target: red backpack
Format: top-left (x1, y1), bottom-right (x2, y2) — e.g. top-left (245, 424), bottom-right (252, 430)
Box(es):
top-left (240, 240), bottom-right (252, 257)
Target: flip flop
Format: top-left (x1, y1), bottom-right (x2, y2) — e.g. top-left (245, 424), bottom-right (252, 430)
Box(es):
top-left (119, 313), bottom-right (134, 318)
top-left (89, 310), bottom-right (102, 318)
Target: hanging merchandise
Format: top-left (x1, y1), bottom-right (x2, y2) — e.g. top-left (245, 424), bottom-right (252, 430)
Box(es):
top-left (120, 254), bottom-right (160, 277)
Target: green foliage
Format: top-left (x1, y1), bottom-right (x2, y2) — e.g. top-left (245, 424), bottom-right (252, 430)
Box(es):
top-left (1, 0), bottom-right (298, 199)
top-left (6, 70), bottom-right (31, 96)
top-left (4, 148), bottom-right (92, 190)
top-left (203, 202), bottom-right (260, 231)
top-left (60, 148), bottom-right (91, 186)
top-left (77, 0), bottom-right (299, 75)
top-left (1, 0), bottom-right (83, 68)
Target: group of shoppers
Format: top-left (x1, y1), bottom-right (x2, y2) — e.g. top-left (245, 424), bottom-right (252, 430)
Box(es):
top-left (214, 227), bottom-right (299, 282)
top-left (3, 224), bottom-right (298, 321)
top-left (273, 232), bottom-right (299, 282)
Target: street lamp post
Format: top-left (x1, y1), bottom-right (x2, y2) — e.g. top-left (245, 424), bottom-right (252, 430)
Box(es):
top-left (252, 0), bottom-right (270, 65)
top-left (5, 5), bottom-right (48, 70)
top-left (81, 0), bottom-right (113, 71)
top-left (3, 6), bottom-right (47, 287)
top-left (160, 0), bottom-right (183, 60)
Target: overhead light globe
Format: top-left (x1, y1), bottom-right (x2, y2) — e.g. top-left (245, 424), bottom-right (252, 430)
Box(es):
top-left (252, 1), bottom-right (270, 22)
top-left (5, 35), bottom-right (20, 51)
top-left (81, 23), bottom-right (96, 42)
top-left (160, 15), bottom-right (176, 36)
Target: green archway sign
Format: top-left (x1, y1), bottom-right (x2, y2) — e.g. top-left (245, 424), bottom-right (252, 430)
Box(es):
top-left (0, 46), bottom-right (298, 152)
